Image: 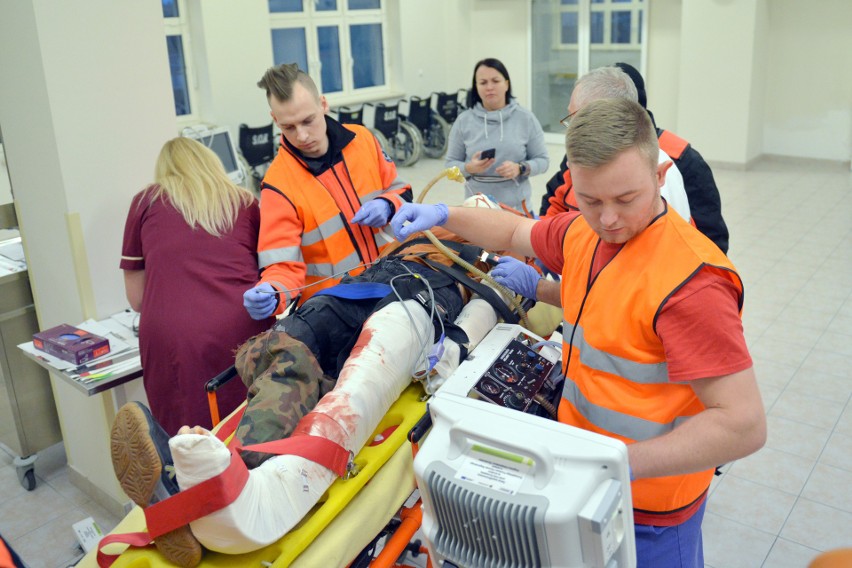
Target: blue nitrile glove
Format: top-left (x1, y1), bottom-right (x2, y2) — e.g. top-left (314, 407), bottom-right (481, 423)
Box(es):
top-left (243, 282), bottom-right (278, 320)
top-left (350, 199), bottom-right (392, 228)
top-left (490, 256), bottom-right (542, 300)
top-left (390, 203), bottom-right (449, 241)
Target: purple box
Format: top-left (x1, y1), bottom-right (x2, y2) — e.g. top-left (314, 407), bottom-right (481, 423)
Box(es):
top-left (33, 324), bottom-right (111, 365)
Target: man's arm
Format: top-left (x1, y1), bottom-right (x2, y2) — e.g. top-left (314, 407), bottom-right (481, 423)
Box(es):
top-left (628, 367), bottom-right (766, 479)
top-left (534, 278), bottom-right (561, 306)
top-left (442, 207), bottom-right (538, 257)
top-left (256, 187), bottom-right (308, 314)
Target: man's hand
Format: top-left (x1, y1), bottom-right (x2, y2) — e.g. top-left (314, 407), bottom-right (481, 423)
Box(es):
top-left (243, 283), bottom-right (278, 319)
top-left (390, 203), bottom-right (449, 241)
top-left (350, 199), bottom-right (392, 228)
top-left (490, 256), bottom-right (542, 299)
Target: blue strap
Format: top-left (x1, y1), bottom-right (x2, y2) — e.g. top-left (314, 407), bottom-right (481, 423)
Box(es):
top-left (312, 282), bottom-right (393, 301)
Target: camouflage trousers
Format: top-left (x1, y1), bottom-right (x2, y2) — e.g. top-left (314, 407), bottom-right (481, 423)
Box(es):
top-left (233, 329), bottom-right (335, 469)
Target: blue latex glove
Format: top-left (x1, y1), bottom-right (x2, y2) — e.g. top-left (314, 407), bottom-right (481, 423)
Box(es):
top-left (243, 282), bottom-right (278, 320)
top-left (390, 203), bottom-right (449, 241)
top-left (350, 199), bottom-right (392, 228)
top-left (490, 256), bottom-right (541, 300)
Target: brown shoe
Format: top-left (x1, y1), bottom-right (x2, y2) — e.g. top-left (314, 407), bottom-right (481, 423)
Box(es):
top-left (111, 402), bottom-right (203, 567)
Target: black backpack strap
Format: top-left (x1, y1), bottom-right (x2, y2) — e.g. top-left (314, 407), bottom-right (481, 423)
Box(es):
top-left (419, 258), bottom-right (519, 324)
top-left (390, 237), bottom-right (484, 266)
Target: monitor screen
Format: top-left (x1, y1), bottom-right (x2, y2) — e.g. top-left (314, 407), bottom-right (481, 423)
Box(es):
top-left (182, 126), bottom-right (244, 185)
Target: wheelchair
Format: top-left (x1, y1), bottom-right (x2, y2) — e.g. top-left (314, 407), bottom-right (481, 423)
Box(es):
top-left (364, 101), bottom-right (423, 167)
top-left (400, 95), bottom-right (451, 159)
top-left (432, 89), bottom-right (467, 125)
top-left (238, 122), bottom-right (276, 193)
top-left (331, 105), bottom-right (393, 163)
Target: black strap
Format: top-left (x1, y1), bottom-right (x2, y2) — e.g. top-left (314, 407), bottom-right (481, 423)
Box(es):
top-left (391, 237), bottom-right (484, 266)
top-left (420, 258), bottom-right (519, 324)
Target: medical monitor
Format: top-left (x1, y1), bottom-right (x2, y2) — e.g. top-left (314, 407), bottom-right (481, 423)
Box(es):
top-left (414, 324), bottom-right (636, 568)
top-left (182, 125), bottom-right (245, 185)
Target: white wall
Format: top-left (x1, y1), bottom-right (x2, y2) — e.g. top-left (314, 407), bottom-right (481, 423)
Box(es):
top-left (645, 0), bottom-right (682, 132)
top-left (647, 0), bottom-right (851, 165)
top-left (0, 1), bottom-right (175, 325)
top-left (762, 0), bottom-right (852, 161)
top-left (676, 0), bottom-right (768, 165)
top-left (0, 0), bottom-right (177, 512)
top-left (189, 0), bottom-right (275, 133)
top-left (397, 0), bottom-right (472, 98)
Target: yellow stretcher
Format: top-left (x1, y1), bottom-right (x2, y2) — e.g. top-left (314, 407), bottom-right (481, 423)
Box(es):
top-left (82, 383), bottom-right (428, 568)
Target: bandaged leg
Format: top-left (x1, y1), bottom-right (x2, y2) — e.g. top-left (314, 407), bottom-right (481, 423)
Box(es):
top-left (169, 299), bottom-right (433, 554)
top-left (427, 297), bottom-right (499, 394)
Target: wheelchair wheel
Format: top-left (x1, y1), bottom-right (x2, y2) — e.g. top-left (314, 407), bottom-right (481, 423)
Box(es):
top-left (423, 111), bottom-right (451, 158)
top-left (368, 128), bottom-right (393, 160)
top-left (394, 121), bottom-right (423, 167)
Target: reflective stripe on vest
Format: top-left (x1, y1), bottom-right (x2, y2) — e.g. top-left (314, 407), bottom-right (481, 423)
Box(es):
top-left (306, 250), bottom-right (361, 278)
top-left (302, 215), bottom-right (347, 247)
top-left (560, 374), bottom-right (691, 441)
top-left (563, 322), bottom-right (669, 384)
top-left (259, 245), bottom-right (303, 268)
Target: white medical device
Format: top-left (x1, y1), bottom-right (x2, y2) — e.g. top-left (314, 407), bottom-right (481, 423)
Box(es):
top-left (414, 324), bottom-right (636, 568)
top-left (182, 125), bottom-right (245, 185)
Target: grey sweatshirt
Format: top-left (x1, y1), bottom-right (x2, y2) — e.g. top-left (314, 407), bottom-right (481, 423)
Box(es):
top-left (444, 99), bottom-right (549, 212)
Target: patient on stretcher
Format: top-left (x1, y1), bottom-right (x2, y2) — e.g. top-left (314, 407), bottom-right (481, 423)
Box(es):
top-left (108, 210), bottom-right (544, 567)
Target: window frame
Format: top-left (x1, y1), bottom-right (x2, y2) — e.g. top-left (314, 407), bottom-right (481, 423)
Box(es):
top-left (556, 0), bottom-right (644, 51)
top-left (268, 1), bottom-right (393, 105)
top-left (163, 0), bottom-right (199, 124)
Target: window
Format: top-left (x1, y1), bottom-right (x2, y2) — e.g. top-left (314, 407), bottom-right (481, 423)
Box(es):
top-left (559, 0), bottom-right (643, 49)
top-left (268, 0), bottom-right (389, 101)
top-left (162, 0), bottom-right (197, 119)
top-left (531, 0), bottom-right (646, 135)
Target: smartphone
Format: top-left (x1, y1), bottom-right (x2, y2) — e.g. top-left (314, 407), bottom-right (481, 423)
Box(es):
top-left (480, 148), bottom-right (496, 160)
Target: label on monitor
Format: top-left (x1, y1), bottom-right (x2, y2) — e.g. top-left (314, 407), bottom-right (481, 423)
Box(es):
top-left (455, 443), bottom-right (534, 495)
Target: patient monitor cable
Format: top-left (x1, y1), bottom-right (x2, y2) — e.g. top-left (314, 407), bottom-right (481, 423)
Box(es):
top-left (416, 167), bottom-right (531, 329)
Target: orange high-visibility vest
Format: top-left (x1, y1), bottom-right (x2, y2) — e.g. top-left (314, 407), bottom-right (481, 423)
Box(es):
top-left (259, 124), bottom-right (404, 308)
top-left (558, 206), bottom-right (742, 516)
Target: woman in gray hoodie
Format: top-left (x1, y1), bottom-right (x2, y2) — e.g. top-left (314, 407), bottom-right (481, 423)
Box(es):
top-left (445, 58), bottom-right (549, 214)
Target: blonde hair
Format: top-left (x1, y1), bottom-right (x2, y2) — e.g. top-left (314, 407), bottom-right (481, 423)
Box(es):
top-left (566, 98), bottom-right (658, 173)
top-left (150, 137), bottom-right (256, 236)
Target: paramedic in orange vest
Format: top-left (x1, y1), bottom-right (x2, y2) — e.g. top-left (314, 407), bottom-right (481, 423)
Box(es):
top-left (243, 63), bottom-right (412, 319)
top-left (540, 64), bottom-right (730, 253)
top-left (391, 98), bottom-right (766, 568)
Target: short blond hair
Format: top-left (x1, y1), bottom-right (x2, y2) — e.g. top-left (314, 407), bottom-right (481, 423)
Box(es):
top-left (257, 63), bottom-right (320, 103)
top-left (566, 98), bottom-right (658, 173)
top-left (150, 137), bottom-right (256, 236)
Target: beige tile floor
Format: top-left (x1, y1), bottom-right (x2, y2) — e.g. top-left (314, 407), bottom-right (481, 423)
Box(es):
top-left (1, 147), bottom-right (850, 567)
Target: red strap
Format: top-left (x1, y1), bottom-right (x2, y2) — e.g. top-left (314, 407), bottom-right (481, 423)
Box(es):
top-left (144, 447), bottom-right (250, 538)
top-left (97, 532), bottom-right (155, 568)
top-left (237, 434), bottom-right (351, 478)
top-left (96, 433), bottom-right (349, 566)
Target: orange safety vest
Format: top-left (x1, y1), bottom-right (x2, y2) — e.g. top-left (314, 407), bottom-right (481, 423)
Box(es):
top-left (558, 206), bottom-right (742, 516)
top-left (259, 123), bottom-right (403, 307)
